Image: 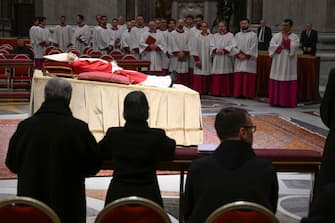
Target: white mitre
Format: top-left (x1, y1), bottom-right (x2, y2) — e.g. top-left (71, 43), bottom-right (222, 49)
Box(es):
top-left (43, 53), bottom-right (78, 62)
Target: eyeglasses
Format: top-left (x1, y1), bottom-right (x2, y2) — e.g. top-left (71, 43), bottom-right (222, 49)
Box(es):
top-left (243, 125), bottom-right (257, 133)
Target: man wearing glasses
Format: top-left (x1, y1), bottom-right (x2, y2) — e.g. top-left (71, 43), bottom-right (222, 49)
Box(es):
top-left (184, 107), bottom-right (278, 223)
top-left (268, 19), bottom-right (300, 107)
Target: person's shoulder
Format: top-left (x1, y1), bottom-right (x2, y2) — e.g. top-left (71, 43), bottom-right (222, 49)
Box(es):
top-left (66, 116), bottom-right (90, 129)
top-left (327, 68), bottom-right (335, 83)
top-left (213, 32), bottom-right (220, 37)
top-left (227, 32), bottom-right (234, 37)
top-left (105, 127), bottom-right (124, 135)
top-left (157, 31), bottom-right (165, 37)
top-left (30, 26), bottom-right (37, 30)
top-left (17, 116), bottom-right (35, 127)
top-left (250, 31), bottom-right (257, 37)
top-left (218, 32), bottom-right (233, 39)
top-left (148, 127), bottom-right (168, 136)
top-left (130, 26), bottom-right (137, 32)
top-left (291, 33), bottom-right (300, 39)
top-left (273, 32), bottom-right (282, 38)
top-left (189, 155), bottom-right (213, 172)
top-left (250, 156), bottom-right (275, 171)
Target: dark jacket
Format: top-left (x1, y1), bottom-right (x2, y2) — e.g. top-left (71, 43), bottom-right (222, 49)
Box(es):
top-left (184, 140), bottom-right (278, 223)
top-left (257, 26), bottom-right (272, 50)
top-left (315, 69), bottom-right (335, 192)
top-left (301, 182), bottom-right (335, 223)
top-left (99, 121), bottom-right (176, 207)
top-left (300, 29), bottom-right (318, 55)
top-left (12, 46), bottom-right (34, 60)
top-left (320, 68), bottom-right (335, 130)
top-left (6, 100), bottom-right (101, 223)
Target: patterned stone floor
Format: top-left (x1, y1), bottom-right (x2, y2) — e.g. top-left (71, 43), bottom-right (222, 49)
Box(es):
top-left (0, 96), bottom-right (328, 223)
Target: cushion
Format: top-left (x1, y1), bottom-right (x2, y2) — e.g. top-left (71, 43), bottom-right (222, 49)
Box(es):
top-left (0, 205), bottom-right (55, 223)
top-left (212, 210), bottom-right (274, 223)
top-left (78, 71), bottom-right (133, 85)
top-left (43, 61), bottom-right (73, 75)
top-left (100, 205), bottom-right (166, 223)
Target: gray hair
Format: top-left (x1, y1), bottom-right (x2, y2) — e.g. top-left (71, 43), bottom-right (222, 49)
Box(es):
top-left (44, 78), bottom-right (72, 104)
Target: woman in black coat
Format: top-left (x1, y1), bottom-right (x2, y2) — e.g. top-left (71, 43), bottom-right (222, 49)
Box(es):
top-left (99, 91), bottom-right (176, 207)
top-left (317, 68), bottom-right (335, 189)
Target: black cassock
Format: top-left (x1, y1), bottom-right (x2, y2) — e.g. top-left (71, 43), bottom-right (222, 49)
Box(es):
top-left (6, 100), bottom-right (101, 223)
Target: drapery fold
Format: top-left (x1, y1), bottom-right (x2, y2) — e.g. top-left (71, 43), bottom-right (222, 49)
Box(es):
top-left (30, 70), bottom-right (203, 145)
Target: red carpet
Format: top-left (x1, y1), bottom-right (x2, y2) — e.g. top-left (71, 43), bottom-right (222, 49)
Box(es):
top-left (0, 119), bottom-right (20, 179)
top-left (0, 115), bottom-right (325, 179)
top-left (203, 115), bottom-right (325, 152)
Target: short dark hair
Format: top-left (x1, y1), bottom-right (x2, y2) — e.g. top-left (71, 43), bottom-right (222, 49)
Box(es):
top-left (112, 18), bottom-right (118, 22)
top-left (38, 17), bottom-right (46, 23)
top-left (77, 14), bottom-right (84, 21)
top-left (219, 21), bottom-right (227, 26)
top-left (168, 18), bottom-right (176, 24)
top-left (283, 18), bottom-right (293, 26)
top-left (186, 15), bottom-right (194, 19)
top-left (136, 15), bottom-right (144, 19)
top-left (215, 107), bottom-right (250, 141)
top-left (123, 91), bottom-right (149, 122)
top-left (195, 14), bottom-right (204, 20)
top-left (240, 18), bottom-right (250, 23)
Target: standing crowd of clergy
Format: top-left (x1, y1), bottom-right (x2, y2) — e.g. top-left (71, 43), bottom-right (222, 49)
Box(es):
top-left (29, 14), bottom-right (312, 108)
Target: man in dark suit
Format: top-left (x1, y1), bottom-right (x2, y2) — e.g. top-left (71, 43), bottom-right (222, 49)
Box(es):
top-left (300, 23), bottom-right (318, 56)
top-left (12, 37), bottom-right (34, 60)
top-left (257, 19), bottom-right (272, 51)
top-left (6, 78), bottom-right (101, 223)
top-left (184, 107), bottom-right (278, 223)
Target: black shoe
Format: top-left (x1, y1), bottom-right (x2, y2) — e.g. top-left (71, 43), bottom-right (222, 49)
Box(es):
top-left (169, 71), bottom-right (177, 82)
top-left (169, 71), bottom-right (177, 87)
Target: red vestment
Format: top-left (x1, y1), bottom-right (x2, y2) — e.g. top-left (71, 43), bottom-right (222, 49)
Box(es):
top-left (71, 60), bottom-right (112, 73)
top-left (71, 59), bottom-right (147, 84)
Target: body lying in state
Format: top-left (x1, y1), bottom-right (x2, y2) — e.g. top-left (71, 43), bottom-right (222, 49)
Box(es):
top-left (43, 53), bottom-right (173, 87)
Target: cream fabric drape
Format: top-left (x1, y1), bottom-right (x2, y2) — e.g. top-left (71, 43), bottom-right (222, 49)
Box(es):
top-left (30, 70), bottom-right (203, 145)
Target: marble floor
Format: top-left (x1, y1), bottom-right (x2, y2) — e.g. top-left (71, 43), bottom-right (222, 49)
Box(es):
top-left (0, 94), bottom-right (328, 223)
